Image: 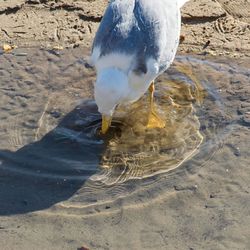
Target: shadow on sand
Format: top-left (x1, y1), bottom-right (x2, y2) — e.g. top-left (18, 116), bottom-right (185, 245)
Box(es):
top-left (0, 101), bottom-right (108, 215)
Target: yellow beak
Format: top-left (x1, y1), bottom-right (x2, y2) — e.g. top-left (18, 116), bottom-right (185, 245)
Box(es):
top-left (101, 115), bottom-right (112, 134)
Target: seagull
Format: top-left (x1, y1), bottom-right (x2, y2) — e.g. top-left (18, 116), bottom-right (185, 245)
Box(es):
top-left (90, 0), bottom-right (189, 134)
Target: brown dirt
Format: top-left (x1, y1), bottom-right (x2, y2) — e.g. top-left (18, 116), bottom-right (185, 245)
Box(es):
top-left (0, 1), bottom-right (250, 250)
top-left (0, 0), bottom-right (250, 57)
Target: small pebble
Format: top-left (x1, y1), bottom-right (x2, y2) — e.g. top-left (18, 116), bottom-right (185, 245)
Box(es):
top-left (50, 110), bottom-right (61, 118)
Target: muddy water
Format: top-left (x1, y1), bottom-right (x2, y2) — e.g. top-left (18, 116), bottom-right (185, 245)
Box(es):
top-left (0, 48), bottom-right (249, 215)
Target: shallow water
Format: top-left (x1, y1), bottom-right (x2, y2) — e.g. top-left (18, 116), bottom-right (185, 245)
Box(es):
top-left (0, 48), bottom-right (249, 216)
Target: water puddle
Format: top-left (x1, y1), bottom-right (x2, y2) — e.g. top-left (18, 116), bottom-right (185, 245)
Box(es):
top-left (0, 48), bottom-right (249, 215)
top-left (92, 65), bottom-right (205, 184)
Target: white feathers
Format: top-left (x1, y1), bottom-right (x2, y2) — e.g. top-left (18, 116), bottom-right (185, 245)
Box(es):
top-left (127, 58), bottom-right (160, 102)
top-left (95, 68), bottom-right (129, 116)
top-left (94, 55), bottom-right (161, 115)
top-left (91, 47), bottom-right (134, 73)
top-left (115, 0), bottom-right (136, 37)
top-left (91, 0), bottom-right (182, 116)
top-left (177, 0), bottom-right (189, 8)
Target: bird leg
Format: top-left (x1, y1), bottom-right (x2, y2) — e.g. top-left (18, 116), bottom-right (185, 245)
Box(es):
top-left (147, 81), bottom-right (165, 129)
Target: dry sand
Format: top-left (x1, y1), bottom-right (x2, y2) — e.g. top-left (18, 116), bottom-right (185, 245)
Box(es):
top-left (0, 1), bottom-right (250, 250)
top-left (0, 0), bottom-right (249, 57)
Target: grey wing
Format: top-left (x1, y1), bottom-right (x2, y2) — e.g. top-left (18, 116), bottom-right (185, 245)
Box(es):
top-left (92, 1), bottom-right (161, 74)
top-left (91, 3), bottom-right (119, 54)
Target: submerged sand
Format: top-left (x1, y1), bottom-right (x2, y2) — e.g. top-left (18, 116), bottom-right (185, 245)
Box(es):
top-left (0, 1), bottom-right (250, 250)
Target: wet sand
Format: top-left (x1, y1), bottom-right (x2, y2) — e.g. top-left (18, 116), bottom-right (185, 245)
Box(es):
top-left (0, 1), bottom-right (250, 250)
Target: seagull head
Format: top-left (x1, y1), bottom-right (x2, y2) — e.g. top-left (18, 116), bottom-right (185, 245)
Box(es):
top-left (95, 68), bottom-right (129, 134)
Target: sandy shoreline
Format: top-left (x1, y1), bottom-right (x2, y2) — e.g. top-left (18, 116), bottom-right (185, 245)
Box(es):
top-left (0, 0), bottom-right (250, 57)
top-left (0, 1), bottom-right (250, 250)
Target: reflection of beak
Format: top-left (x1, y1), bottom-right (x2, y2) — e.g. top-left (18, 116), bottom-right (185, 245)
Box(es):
top-left (101, 115), bottom-right (112, 134)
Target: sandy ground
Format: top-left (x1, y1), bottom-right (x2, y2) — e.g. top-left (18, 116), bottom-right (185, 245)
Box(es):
top-left (0, 0), bottom-right (250, 57)
top-left (0, 1), bottom-right (250, 250)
